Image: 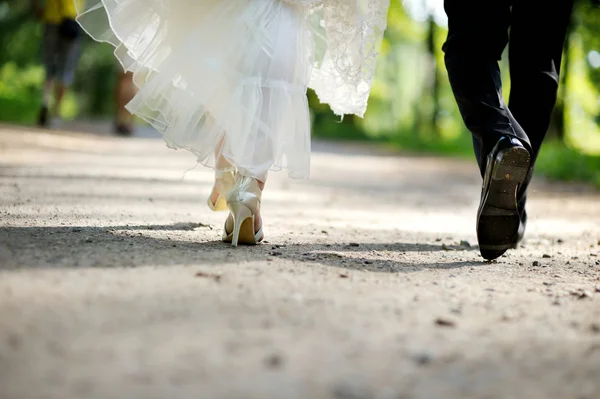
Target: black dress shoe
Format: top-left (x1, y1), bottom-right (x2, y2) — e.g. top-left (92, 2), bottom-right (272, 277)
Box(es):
top-left (114, 122), bottom-right (133, 136)
top-left (477, 136), bottom-right (531, 260)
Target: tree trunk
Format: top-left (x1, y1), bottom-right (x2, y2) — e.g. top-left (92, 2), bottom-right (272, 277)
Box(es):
top-left (426, 15), bottom-right (440, 137)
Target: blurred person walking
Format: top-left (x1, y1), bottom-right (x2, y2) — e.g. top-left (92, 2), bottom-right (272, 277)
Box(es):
top-left (32, 0), bottom-right (84, 127)
top-left (114, 69), bottom-right (137, 136)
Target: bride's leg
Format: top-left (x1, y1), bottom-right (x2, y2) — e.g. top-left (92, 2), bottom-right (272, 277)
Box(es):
top-left (223, 2), bottom-right (302, 244)
top-left (208, 113), bottom-right (236, 210)
top-left (209, 135), bottom-right (235, 208)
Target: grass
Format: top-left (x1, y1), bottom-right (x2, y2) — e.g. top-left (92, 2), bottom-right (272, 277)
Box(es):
top-left (535, 142), bottom-right (600, 187)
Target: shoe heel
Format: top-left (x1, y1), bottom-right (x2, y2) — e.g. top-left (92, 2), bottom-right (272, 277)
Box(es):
top-left (487, 147), bottom-right (531, 211)
top-left (228, 202), bottom-right (254, 247)
top-left (492, 147), bottom-right (531, 183)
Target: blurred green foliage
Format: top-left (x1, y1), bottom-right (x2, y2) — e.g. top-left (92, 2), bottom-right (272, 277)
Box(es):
top-left (1, 0), bottom-right (600, 185)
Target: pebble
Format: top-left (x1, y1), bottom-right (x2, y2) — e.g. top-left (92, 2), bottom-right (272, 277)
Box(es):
top-left (412, 351), bottom-right (435, 366)
top-left (435, 317), bottom-right (456, 328)
top-left (264, 354), bottom-right (284, 369)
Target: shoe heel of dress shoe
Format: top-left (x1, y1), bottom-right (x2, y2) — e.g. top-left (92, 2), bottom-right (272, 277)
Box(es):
top-left (486, 147), bottom-right (531, 212)
top-left (492, 146), bottom-right (530, 183)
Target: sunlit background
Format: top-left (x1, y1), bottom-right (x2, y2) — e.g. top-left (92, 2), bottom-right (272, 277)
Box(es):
top-left (1, 0), bottom-right (599, 184)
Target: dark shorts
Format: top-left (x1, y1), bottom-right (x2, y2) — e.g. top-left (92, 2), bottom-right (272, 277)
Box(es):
top-left (42, 24), bottom-right (82, 86)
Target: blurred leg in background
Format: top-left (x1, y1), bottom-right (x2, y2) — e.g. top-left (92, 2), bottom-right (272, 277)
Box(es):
top-left (38, 24), bottom-right (81, 128)
top-left (114, 67), bottom-right (137, 136)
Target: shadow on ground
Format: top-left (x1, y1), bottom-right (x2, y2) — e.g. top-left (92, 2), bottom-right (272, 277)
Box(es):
top-left (0, 223), bottom-right (480, 273)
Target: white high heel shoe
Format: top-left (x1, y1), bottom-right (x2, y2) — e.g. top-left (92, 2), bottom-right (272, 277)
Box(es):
top-left (222, 175), bottom-right (264, 246)
top-left (207, 170), bottom-right (235, 212)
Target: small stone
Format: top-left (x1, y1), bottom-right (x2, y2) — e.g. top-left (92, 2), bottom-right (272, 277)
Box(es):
top-left (542, 254), bottom-right (552, 259)
top-left (557, 239), bottom-right (564, 244)
top-left (543, 282), bottom-right (555, 286)
top-left (435, 317), bottom-right (456, 328)
top-left (532, 261), bottom-right (540, 266)
top-left (435, 238), bottom-right (442, 242)
top-left (412, 351), bottom-right (434, 366)
top-left (363, 260), bottom-right (373, 265)
top-left (501, 312), bottom-right (515, 321)
top-left (321, 230), bottom-right (329, 235)
top-left (459, 240), bottom-right (471, 247)
top-left (348, 242), bottom-right (360, 247)
top-left (552, 297), bottom-right (562, 306)
top-left (569, 289), bottom-right (593, 299)
top-left (194, 272), bottom-right (222, 282)
top-left (271, 251), bottom-right (282, 256)
top-left (553, 274), bottom-right (563, 278)
top-left (590, 324), bottom-right (600, 334)
top-left (264, 354), bottom-right (283, 369)
top-left (339, 274), bottom-right (349, 279)
top-left (441, 244), bottom-right (450, 251)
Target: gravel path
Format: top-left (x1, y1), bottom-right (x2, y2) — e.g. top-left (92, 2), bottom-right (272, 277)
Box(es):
top-left (1, 124), bottom-right (599, 399)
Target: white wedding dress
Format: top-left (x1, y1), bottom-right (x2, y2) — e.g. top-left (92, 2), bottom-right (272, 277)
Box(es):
top-left (76, 0), bottom-right (390, 180)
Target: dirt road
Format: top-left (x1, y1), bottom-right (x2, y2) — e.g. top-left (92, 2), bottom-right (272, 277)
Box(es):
top-left (1, 125), bottom-right (599, 399)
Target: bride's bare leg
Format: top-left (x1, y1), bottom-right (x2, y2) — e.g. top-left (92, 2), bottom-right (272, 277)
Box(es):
top-left (209, 136), bottom-right (235, 207)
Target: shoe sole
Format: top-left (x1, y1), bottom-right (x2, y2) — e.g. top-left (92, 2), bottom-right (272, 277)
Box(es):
top-left (478, 146), bottom-right (531, 259)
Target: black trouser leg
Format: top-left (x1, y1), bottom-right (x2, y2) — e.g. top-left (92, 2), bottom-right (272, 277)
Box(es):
top-left (508, 0), bottom-right (575, 213)
top-left (442, 0), bottom-right (531, 176)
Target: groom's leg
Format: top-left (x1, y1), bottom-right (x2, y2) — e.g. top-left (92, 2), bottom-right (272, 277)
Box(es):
top-left (509, 0), bottom-right (574, 162)
top-left (442, 0), bottom-right (530, 175)
top-left (508, 0), bottom-right (575, 218)
top-left (443, 0), bottom-right (534, 260)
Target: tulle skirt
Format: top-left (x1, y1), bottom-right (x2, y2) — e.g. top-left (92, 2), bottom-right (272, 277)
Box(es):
top-left (77, 0), bottom-right (313, 180)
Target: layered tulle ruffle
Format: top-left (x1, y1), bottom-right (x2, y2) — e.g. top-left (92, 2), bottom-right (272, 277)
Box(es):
top-left (76, 0), bottom-right (389, 180)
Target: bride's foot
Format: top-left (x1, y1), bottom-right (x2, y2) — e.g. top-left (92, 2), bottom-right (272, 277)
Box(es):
top-left (207, 170), bottom-right (236, 211)
top-left (222, 175), bottom-right (264, 246)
